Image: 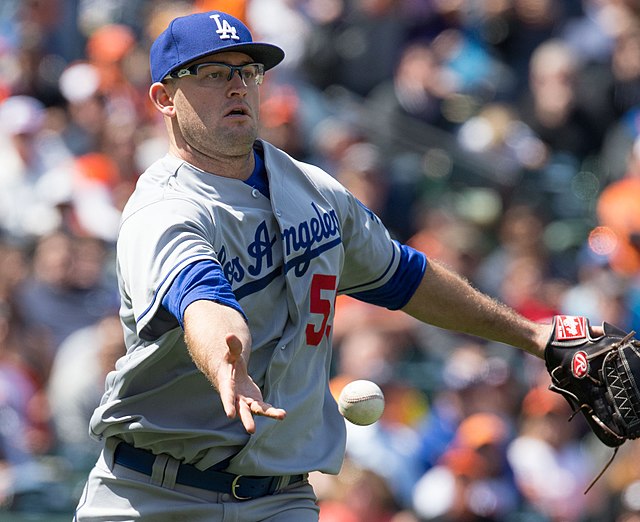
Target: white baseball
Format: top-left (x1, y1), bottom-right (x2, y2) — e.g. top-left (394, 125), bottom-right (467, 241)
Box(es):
top-left (338, 380), bottom-right (385, 426)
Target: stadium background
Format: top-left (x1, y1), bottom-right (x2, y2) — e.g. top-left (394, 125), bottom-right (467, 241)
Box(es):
top-left (2, 0), bottom-right (640, 520)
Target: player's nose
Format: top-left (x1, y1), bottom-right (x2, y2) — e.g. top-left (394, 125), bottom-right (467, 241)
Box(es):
top-left (227, 69), bottom-right (248, 89)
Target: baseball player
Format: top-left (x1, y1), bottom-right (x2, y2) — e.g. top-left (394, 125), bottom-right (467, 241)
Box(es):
top-left (74, 10), bottom-right (554, 522)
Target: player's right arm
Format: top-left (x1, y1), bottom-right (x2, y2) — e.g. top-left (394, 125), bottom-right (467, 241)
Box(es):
top-left (117, 190), bottom-right (286, 434)
top-left (161, 259), bottom-right (286, 434)
top-left (182, 299), bottom-right (286, 434)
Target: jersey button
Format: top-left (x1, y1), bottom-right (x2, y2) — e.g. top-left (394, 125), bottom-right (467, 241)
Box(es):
top-left (251, 188), bottom-right (259, 198)
top-left (275, 210), bottom-right (282, 217)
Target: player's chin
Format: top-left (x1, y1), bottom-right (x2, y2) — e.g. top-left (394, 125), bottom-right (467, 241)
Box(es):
top-left (215, 128), bottom-right (257, 154)
top-left (220, 123), bottom-right (257, 139)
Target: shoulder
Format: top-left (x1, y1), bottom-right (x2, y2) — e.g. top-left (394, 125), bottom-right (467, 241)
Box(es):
top-left (121, 155), bottom-right (212, 226)
top-left (259, 140), bottom-right (347, 194)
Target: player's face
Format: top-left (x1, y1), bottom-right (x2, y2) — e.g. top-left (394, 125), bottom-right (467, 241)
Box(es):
top-left (168, 52), bottom-right (261, 160)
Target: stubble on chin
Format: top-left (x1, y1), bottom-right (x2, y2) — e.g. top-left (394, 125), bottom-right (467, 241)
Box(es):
top-left (216, 125), bottom-right (258, 156)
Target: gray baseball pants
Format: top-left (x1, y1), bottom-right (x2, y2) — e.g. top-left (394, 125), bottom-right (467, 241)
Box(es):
top-left (73, 438), bottom-right (320, 521)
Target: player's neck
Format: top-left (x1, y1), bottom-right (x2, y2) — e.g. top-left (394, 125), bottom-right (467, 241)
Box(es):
top-left (171, 145), bottom-right (254, 181)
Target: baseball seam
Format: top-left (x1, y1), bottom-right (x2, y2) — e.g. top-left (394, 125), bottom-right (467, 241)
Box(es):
top-left (343, 394), bottom-right (383, 403)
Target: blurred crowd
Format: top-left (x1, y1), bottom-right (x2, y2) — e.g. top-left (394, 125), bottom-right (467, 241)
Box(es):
top-left (4, 0), bottom-right (640, 520)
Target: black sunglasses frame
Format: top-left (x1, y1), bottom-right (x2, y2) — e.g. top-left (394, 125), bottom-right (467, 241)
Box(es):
top-left (166, 62), bottom-right (265, 84)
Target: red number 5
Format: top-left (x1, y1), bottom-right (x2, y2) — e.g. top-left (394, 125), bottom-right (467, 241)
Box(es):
top-left (306, 274), bottom-right (337, 346)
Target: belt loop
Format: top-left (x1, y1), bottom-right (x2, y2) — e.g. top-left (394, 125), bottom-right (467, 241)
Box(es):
top-left (275, 476), bottom-right (288, 491)
top-left (104, 437), bottom-right (120, 469)
top-left (150, 454), bottom-right (169, 486)
top-left (162, 457), bottom-right (180, 489)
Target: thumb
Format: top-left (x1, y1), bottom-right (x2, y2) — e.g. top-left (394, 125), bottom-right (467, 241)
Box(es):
top-left (225, 333), bottom-right (244, 362)
top-left (219, 333), bottom-right (244, 419)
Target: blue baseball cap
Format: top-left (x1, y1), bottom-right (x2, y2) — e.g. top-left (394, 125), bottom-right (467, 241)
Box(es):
top-left (150, 11), bottom-right (285, 83)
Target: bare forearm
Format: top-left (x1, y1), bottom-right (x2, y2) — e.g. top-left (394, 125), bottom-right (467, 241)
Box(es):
top-left (402, 259), bottom-right (550, 358)
top-left (182, 299), bottom-right (284, 431)
top-left (183, 299), bottom-right (251, 388)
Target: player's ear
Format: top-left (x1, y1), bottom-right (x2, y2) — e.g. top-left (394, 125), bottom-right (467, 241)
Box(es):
top-left (149, 82), bottom-right (176, 117)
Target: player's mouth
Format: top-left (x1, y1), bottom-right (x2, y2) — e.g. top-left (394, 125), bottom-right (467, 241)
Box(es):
top-left (224, 105), bottom-right (250, 118)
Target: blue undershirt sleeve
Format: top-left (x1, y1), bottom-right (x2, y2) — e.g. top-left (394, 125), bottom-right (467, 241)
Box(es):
top-left (348, 242), bottom-right (428, 310)
top-left (161, 260), bottom-right (246, 329)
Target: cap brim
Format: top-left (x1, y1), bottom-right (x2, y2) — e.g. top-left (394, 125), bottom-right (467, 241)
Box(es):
top-left (225, 42), bottom-right (285, 71)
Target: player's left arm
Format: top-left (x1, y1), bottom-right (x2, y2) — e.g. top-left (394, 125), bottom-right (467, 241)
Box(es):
top-left (333, 189), bottom-right (549, 357)
top-left (401, 257), bottom-right (550, 358)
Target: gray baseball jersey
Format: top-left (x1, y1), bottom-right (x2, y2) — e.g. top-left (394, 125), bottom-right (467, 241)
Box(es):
top-left (89, 139), bottom-right (403, 476)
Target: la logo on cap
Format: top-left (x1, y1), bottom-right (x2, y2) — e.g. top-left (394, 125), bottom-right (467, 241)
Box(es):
top-left (210, 14), bottom-right (240, 41)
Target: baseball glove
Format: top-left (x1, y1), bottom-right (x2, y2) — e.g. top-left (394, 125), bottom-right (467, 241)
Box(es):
top-left (545, 315), bottom-right (640, 491)
top-left (545, 315), bottom-right (640, 446)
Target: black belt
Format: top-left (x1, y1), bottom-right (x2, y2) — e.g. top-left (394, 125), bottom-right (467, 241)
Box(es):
top-left (113, 441), bottom-right (304, 500)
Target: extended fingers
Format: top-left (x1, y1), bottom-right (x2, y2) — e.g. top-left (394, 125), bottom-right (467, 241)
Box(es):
top-left (242, 397), bottom-right (286, 420)
top-left (237, 398), bottom-right (286, 433)
top-left (250, 400), bottom-right (286, 420)
top-left (238, 399), bottom-right (257, 434)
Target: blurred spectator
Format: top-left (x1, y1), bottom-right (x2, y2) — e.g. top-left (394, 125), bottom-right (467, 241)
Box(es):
top-left (604, 438), bottom-right (640, 521)
top-left (366, 40), bottom-right (455, 137)
top-left (69, 153), bottom-right (124, 241)
top-left (507, 385), bottom-right (605, 521)
top-left (490, 0), bottom-right (569, 97)
top-left (474, 204), bottom-right (549, 297)
top-left (84, 22), bottom-right (150, 182)
top-left (457, 102), bottom-right (547, 184)
top-left (514, 38), bottom-right (605, 223)
top-left (597, 136), bottom-right (640, 276)
top-left (302, 0), bottom-right (410, 98)
top-left (0, 240), bottom-right (28, 303)
top-left (307, 116), bottom-right (364, 176)
top-left (499, 254), bottom-right (561, 322)
top-left (560, 248), bottom-right (628, 327)
top-left (0, 301), bottom-right (52, 508)
top-left (430, 26), bottom-right (512, 104)
top-left (0, 95), bottom-right (73, 239)
top-left (47, 314), bottom-right (125, 471)
top-left (334, 142), bottom-right (394, 226)
top-left (414, 343), bottom-right (522, 474)
top-left (596, 21), bottom-right (640, 182)
top-left (313, 457), bottom-right (405, 522)
top-left (518, 38), bottom-right (603, 165)
top-left (258, 83), bottom-right (308, 159)
top-left (247, 0), bottom-right (311, 74)
top-left (408, 206), bottom-right (485, 281)
top-left (413, 412), bottom-right (520, 521)
top-left (299, 0), bottom-right (347, 91)
top-left (193, 0), bottom-right (248, 20)
top-left (57, 61), bottom-right (105, 156)
top-left (607, 24), bottom-right (640, 120)
top-left (14, 231), bottom-right (119, 358)
top-left (5, 0), bottom-right (71, 104)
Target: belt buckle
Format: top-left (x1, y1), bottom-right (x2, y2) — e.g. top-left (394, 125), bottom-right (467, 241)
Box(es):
top-left (231, 474), bottom-right (251, 500)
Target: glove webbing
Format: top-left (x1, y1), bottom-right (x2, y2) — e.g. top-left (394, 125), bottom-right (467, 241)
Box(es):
top-left (603, 346), bottom-right (640, 434)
